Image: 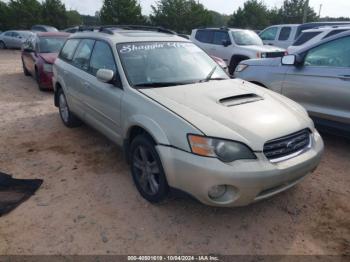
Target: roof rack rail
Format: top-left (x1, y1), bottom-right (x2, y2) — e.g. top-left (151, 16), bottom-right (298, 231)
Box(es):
top-left (98, 25), bottom-right (177, 35)
top-left (77, 25), bottom-right (100, 32)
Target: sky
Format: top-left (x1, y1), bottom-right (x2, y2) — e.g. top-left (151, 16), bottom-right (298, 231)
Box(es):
top-left (61, 0), bottom-right (349, 18)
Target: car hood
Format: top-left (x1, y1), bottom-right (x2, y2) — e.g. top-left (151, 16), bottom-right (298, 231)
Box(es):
top-left (139, 79), bottom-right (312, 151)
top-left (241, 57), bottom-right (282, 66)
top-left (39, 53), bottom-right (58, 64)
top-left (242, 45), bottom-right (285, 52)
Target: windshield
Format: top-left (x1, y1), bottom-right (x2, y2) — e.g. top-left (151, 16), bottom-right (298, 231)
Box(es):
top-left (117, 42), bottom-right (229, 87)
top-left (231, 30), bottom-right (263, 46)
top-left (39, 37), bottom-right (67, 53)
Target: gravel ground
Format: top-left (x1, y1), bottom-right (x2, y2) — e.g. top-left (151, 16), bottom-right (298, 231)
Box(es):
top-left (0, 50), bottom-right (349, 255)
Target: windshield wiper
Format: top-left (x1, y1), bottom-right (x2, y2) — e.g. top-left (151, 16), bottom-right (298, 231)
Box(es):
top-left (133, 81), bottom-right (191, 88)
top-left (200, 66), bottom-right (217, 82)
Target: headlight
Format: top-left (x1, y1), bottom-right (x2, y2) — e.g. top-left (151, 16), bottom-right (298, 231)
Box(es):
top-left (188, 135), bottom-right (256, 162)
top-left (235, 64), bottom-right (248, 72)
top-left (43, 63), bottom-right (53, 73)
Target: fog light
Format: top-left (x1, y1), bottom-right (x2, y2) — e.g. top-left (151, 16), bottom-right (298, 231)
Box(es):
top-left (208, 185), bottom-right (227, 199)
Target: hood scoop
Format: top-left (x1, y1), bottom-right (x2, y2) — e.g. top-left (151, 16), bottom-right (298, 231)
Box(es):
top-left (219, 93), bottom-right (263, 107)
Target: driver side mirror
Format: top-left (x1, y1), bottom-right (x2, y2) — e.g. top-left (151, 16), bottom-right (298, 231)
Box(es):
top-left (282, 55), bottom-right (296, 65)
top-left (282, 54), bottom-right (303, 66)
top-left (222, 39), bottom-right (231, 47)
top-left (96, 69), bottom-right (115, 83)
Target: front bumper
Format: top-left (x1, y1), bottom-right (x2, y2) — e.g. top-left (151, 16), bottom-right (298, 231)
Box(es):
top-left (38, 71), bottom-right (54, 90)
top-left (157, 131), bottom-right (324, 207)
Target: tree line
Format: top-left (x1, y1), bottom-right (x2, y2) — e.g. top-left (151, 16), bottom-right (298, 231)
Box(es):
top-left (1, 0), bottom-right (349, 33)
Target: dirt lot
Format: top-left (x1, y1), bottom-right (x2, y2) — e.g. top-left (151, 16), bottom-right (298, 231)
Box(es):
top-left (0, 50), bottom-right (349, 255)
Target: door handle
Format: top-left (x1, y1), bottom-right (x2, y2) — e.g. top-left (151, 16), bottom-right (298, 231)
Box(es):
top-left (338, 75), bottom-right (350, 81)
top-left (83, 82), bottom-right (90, 88)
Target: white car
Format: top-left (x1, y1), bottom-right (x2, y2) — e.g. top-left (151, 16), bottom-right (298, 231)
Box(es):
top-left (287, 26), bottom-right (350, 54)
top-left (259, 22), bottom-right (350, 48)
top-left (190, 27), bottom-right (285, 75)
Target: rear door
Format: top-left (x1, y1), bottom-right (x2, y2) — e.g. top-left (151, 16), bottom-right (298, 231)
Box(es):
top-left (282, 36), bottom-right (350, 125)
top-left (275, 26), bottom-right (292, 48)
top-left (82, 40), bottom-right (124, 143)
top-left (3, 32), bottom-right (14, 47)
top-left (57, 39), bottom-right (82, 116)
top-left (69, 39), bottom-right (95, 117)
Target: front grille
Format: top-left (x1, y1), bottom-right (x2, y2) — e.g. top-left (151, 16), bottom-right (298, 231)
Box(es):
top-left (265, 52), bottom-right (285, 58)
top-left (264, 129), bottom-right (311, 162)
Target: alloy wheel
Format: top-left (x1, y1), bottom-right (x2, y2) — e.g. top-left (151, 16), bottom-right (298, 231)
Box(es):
top-left (59, 93), bottom-right (69, 123)
top-left (132, 145), bottom-right (161, 196)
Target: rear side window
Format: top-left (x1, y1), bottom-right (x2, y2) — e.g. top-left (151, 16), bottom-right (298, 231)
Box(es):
top-left (60, 39), bottom-right (80, 61)
top-left (195, 30), bottom-right (213, 44)
top-left (72, 39), bottom-right (95, 71)
top-left (4, 32), bottom-right (13, 36)
top-left (89, 41), bottom-right (117, 76)
top-left (293, 32), bottom-right (322, 46)
top-left (324, 29), bottom-right (349, 39)
top-left (278, 27), bottom-right (291, 41)
top-left (212, 31), bottom-right (230, 45)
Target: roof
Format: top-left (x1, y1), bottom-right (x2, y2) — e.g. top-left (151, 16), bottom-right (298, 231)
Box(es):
top-left (36, 32), bottom-right (70, 37)
top-left (303, 25), bottom-right (350, 32)
top-left (69, 29), bottom-right (188, 44)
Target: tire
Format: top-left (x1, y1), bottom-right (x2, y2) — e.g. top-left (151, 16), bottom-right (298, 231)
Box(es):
top-left (35, 68), bottom-right (46, 91)
top-left (229, 56), bottom-right (244, 75)
top-left (22, 59), bottom-right (30, 76)
top-left (57, 88), bottom-right (82, 128)
top-left (0, 41), bottom-right (6, 49)
top-left (130, 134), bottom-right (169, 203)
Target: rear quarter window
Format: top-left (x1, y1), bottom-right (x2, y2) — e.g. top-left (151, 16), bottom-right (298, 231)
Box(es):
top-left (59, 39), bottom-right (80, 61)
top-left (195, 30), bottom-right (213, 44)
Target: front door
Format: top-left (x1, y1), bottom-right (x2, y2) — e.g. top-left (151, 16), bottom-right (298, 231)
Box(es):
top-left (282, 36), bottom-right (350, 125)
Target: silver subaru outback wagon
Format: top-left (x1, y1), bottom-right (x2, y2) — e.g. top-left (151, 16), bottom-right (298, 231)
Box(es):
top-left (53, 26), bottom-right (324, 207)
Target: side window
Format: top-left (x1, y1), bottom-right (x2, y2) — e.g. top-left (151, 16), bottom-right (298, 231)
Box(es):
top-left (89, 41), bottom-right (117, 76)
top-left (59, 39), bottom-right (80, 61)
top-left (195, 30), bottom-right (213, 44)
top-left (293, 32), bottom-right (321, 46)
top-left (278, 27), bottom-right (291, 41)
top-left (72, 39), bottom-right (95, 71)
top-left (212, 31), bottom-right (230, 45)
top-left (259, 27), bottom-right (278, 41)
top-left (4, 32), bottom-right (13, 37)
top-left (304, 36), bottom-right (350, 68)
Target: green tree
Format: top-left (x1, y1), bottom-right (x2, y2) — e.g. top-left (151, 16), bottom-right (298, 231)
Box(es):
top-left (227, 0), bottom-right (270, 30)
top-left (0, 1), bottom-right (10, 30)
top-left (7, 0), bottom-right (42, 29)
top-left (208, 10), bottom-right (230, 27)
top-left (150, 0), bottom-right (212, 33)
top-left (100, 0), bottom-right (145, 25)
top-left (66, 10), bottom-right (82, 27)
top-left (41, 0), bottom-right (67, 29)
top-left (279, 0), bottom-right (317, 23)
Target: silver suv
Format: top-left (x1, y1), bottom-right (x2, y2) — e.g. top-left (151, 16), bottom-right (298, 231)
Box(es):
top-left (53, 26), bottom-right (323, 207)
top-left (190, 28), bottom-right (285, 75)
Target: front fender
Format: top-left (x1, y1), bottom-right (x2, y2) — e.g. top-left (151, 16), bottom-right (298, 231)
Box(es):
top-left (124, 114), bottom-right (170, 145)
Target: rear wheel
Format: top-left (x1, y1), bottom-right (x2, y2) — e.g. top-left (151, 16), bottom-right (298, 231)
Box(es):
top-left (0, 41), bottom-right (6, 49)
top-left (35, 68), bottom-right (46, 91)
top-left (130, 134), bottom-right (169, 203)
top-left (57, 88), bottom-right (82, 128)
top-left (22, 59), bottom-right (30, 76)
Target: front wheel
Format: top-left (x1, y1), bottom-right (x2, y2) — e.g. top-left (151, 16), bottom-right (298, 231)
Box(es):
top-left (57, 88), bottom-right (82, 128)
top-left (130, 135), bottom-right (169, 203)
top-left (0, 41), bottom-right (6, 49)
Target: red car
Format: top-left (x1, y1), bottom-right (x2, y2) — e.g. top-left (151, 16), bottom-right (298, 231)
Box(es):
top-left (21, 32), bottom-right (69, 91)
